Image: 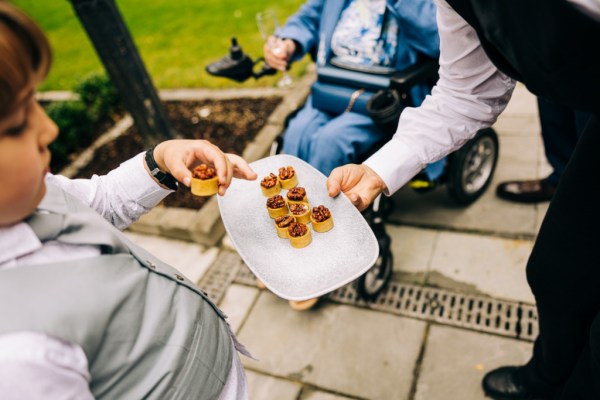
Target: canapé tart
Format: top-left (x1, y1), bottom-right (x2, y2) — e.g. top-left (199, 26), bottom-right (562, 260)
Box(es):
top-left (286, 186), bottom-right (307, 205)
top-left (289, 202), bottom-right (310, 225)
top-left (191, 164), bottom-right (218, 196)
top-left (274, 215), bottom-right (295, 238)
top-left (278, 166), bottom-right (298, 189)
top-left (266, 194), bottom-right (288, 219)
top-left (260, 172), bottom-right (280, 197)
top-left (310, 205), bottom-right (333, 233)
top-left (288, 222), bottom-right (312, 248)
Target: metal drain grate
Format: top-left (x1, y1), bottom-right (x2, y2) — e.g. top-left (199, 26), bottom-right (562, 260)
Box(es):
top-left (329, 282), bottom-right (539, 342)
top-left (198, 250), bottom-right (245, 304)
top-left (235, 262), bottom-right (260, 286)
top-left (212, 255), bottom-right (539, 342)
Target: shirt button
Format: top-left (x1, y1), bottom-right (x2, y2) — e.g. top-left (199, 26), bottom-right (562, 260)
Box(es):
top-left (146, 261), bottom-right (156, 269)
top-left (175, 273), bottom-right (185, 281)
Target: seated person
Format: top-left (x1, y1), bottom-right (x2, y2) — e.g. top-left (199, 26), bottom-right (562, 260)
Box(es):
top-left (264, 0), bottom-right (441, 177)
top-left (0, 3), bottom-right (257, 398)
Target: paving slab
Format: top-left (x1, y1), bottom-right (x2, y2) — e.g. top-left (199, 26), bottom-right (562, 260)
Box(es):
top-left (387, 225), bottom-right (437, 284)
top-left (496, 134), bottom-right (541, 177)
top-left (246, 370), bottom-right (302, 400)
top-left (414, 325), bottom-right (532, 400)
top-left (388, 187), bottom-right (538, 239)
top-left (492, 114), bottom-right (540, 137)
top-left (428, 231), bottom-right (535, 303)
top-left (535, 202), bottom-right (550, 234)
top-left (300, 388), bottom-right (355, 400)
top-left (123, 231), bottom-right (218, 284)
top-left (502, 84), bottom-right (538, 118)
top-left (388, 133), bottom-right (541, 237)
top-left (218, 283), bottom-right (260, 333)
top-left (239, 292), bottom-right (427, 400)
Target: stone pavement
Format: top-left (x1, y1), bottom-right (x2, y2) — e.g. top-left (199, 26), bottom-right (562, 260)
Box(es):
top-left (124, 83), bottom-right (545, 400)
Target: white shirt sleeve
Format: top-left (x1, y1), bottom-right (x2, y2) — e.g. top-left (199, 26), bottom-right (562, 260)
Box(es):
top-left (47, 152), bottom-right (173, 230)
top-left (0, 332), bottom-right (93, 400)
top-left (364, 0), bottom-right (516, 195)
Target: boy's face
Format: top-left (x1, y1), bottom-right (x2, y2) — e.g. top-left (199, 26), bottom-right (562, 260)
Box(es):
top-left (0, 83), bottom-right (58, 226)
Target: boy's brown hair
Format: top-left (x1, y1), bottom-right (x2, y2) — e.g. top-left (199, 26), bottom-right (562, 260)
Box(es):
top-left (0, 1), bottom-right (52, 117)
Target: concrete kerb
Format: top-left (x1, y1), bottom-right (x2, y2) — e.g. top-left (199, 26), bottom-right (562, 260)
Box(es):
top-left (46, 70), bottom-right (315, 245)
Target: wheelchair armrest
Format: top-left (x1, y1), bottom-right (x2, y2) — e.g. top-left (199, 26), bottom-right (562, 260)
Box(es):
top-left (389, 58), bottom-right (439, 93)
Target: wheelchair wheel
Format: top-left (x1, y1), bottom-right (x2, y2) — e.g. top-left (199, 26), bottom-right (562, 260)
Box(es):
top-left (446, 128), bottom-right (499, 206)
top-left (356, 243), bottom-right (393, 302)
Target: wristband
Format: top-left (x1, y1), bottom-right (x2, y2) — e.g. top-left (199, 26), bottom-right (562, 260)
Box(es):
top-left (145, 145), bottom-right (178, 190)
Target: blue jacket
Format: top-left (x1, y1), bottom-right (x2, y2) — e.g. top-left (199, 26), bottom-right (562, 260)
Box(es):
top-left (279, 0), bottom-right (440, 104)
top-left (279, 0), bottom-right (440, 66)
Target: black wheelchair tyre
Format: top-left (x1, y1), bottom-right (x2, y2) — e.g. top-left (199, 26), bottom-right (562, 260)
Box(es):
top-left (446, 128), bottom-right (499, 206)
top-left (356, 246), bottom-right (393, 301)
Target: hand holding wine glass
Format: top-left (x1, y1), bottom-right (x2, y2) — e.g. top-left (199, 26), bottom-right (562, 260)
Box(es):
top-left (256, 10), bottom-right (293, 87)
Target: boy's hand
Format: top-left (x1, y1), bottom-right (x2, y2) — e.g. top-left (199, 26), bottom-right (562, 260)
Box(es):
top-left (327, 164), bottom-right (387, 211)
top-left (152, 140), bottom-right (257, 195)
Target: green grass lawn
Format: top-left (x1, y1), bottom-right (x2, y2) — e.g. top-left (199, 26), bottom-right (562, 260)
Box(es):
top-left (13, 0), bottom-right (309, 90)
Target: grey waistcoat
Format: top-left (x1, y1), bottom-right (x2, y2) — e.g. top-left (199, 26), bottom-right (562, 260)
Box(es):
top-left (0, 182), bottom-right (232, 399)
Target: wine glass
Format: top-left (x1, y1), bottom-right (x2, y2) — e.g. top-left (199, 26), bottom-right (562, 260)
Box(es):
top-left (256, 10), bottom-right (293, 88)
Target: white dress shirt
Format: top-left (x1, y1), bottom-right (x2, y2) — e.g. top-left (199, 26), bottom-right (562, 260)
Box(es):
top-left (364, 0), bottom-right (600, 195)
top-left (0, 153), bottom-right (246, 399)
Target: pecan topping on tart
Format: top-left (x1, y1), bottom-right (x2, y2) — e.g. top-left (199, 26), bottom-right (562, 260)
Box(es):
top-left (288, 222), bottom-right (308, 238)
top-left (275, 215), bottom-right (295, 228)
top-left (192, 164), bottom-right (216, 180)
top-left (287, 187), bottom-right (306, 201)
top-left (289, 202), bottom-right (308, 215)
top-left (311, 205), bottom-right (331, 222)
top-left (266, 194), bottom-right (286, 209)
top-left (261, 173), bottom-right (278, 188)
top-left (278, 166), bottom-right (295, 180)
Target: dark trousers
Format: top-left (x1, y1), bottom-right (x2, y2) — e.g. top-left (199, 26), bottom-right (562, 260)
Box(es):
top-left (518, 114), bottom-right (600, 399)
top-left (538, 98), bottom-right (591, 186)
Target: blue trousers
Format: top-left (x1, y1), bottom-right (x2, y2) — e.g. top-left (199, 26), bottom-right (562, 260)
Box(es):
top-left (283, 95), bottom-right (446, 178)
top-left (282, 96), bottom-right (391, 176)
top-left (538, 98), bottom-right (591, 186)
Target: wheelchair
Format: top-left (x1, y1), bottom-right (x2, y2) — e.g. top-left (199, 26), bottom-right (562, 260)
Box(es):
top-left (206, 38), bottom-right (499, 301)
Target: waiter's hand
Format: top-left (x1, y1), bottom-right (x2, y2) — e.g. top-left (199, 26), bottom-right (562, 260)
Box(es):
top-left (327, 164), bottom-right (387, 211)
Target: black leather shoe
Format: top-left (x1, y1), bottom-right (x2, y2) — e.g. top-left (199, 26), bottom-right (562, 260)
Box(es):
top-left (482, 366), bottom-right (543, 400)
top-left (496, 178), bottom-right (556, 203)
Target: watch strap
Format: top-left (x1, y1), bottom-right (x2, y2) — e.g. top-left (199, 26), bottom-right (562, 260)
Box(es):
top-left (145, 145), bottom-right (178, 190)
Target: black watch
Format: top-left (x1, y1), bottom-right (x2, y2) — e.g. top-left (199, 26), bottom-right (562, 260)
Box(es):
top-left (145, 145), bottom-right (178, 190)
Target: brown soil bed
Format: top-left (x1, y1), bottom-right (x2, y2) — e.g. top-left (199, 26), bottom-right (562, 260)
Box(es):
top-left (74, 97), bottom-right (282, 210)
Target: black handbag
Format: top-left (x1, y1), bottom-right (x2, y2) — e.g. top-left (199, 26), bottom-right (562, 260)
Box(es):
top-left (311, 80), bottom-right (373, 115)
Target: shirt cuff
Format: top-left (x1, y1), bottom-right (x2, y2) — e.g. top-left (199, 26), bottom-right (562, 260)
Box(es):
top-left (363, 139), bottom-right (424, 196)
top-left (115, 152), bottom-right (174, 209)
